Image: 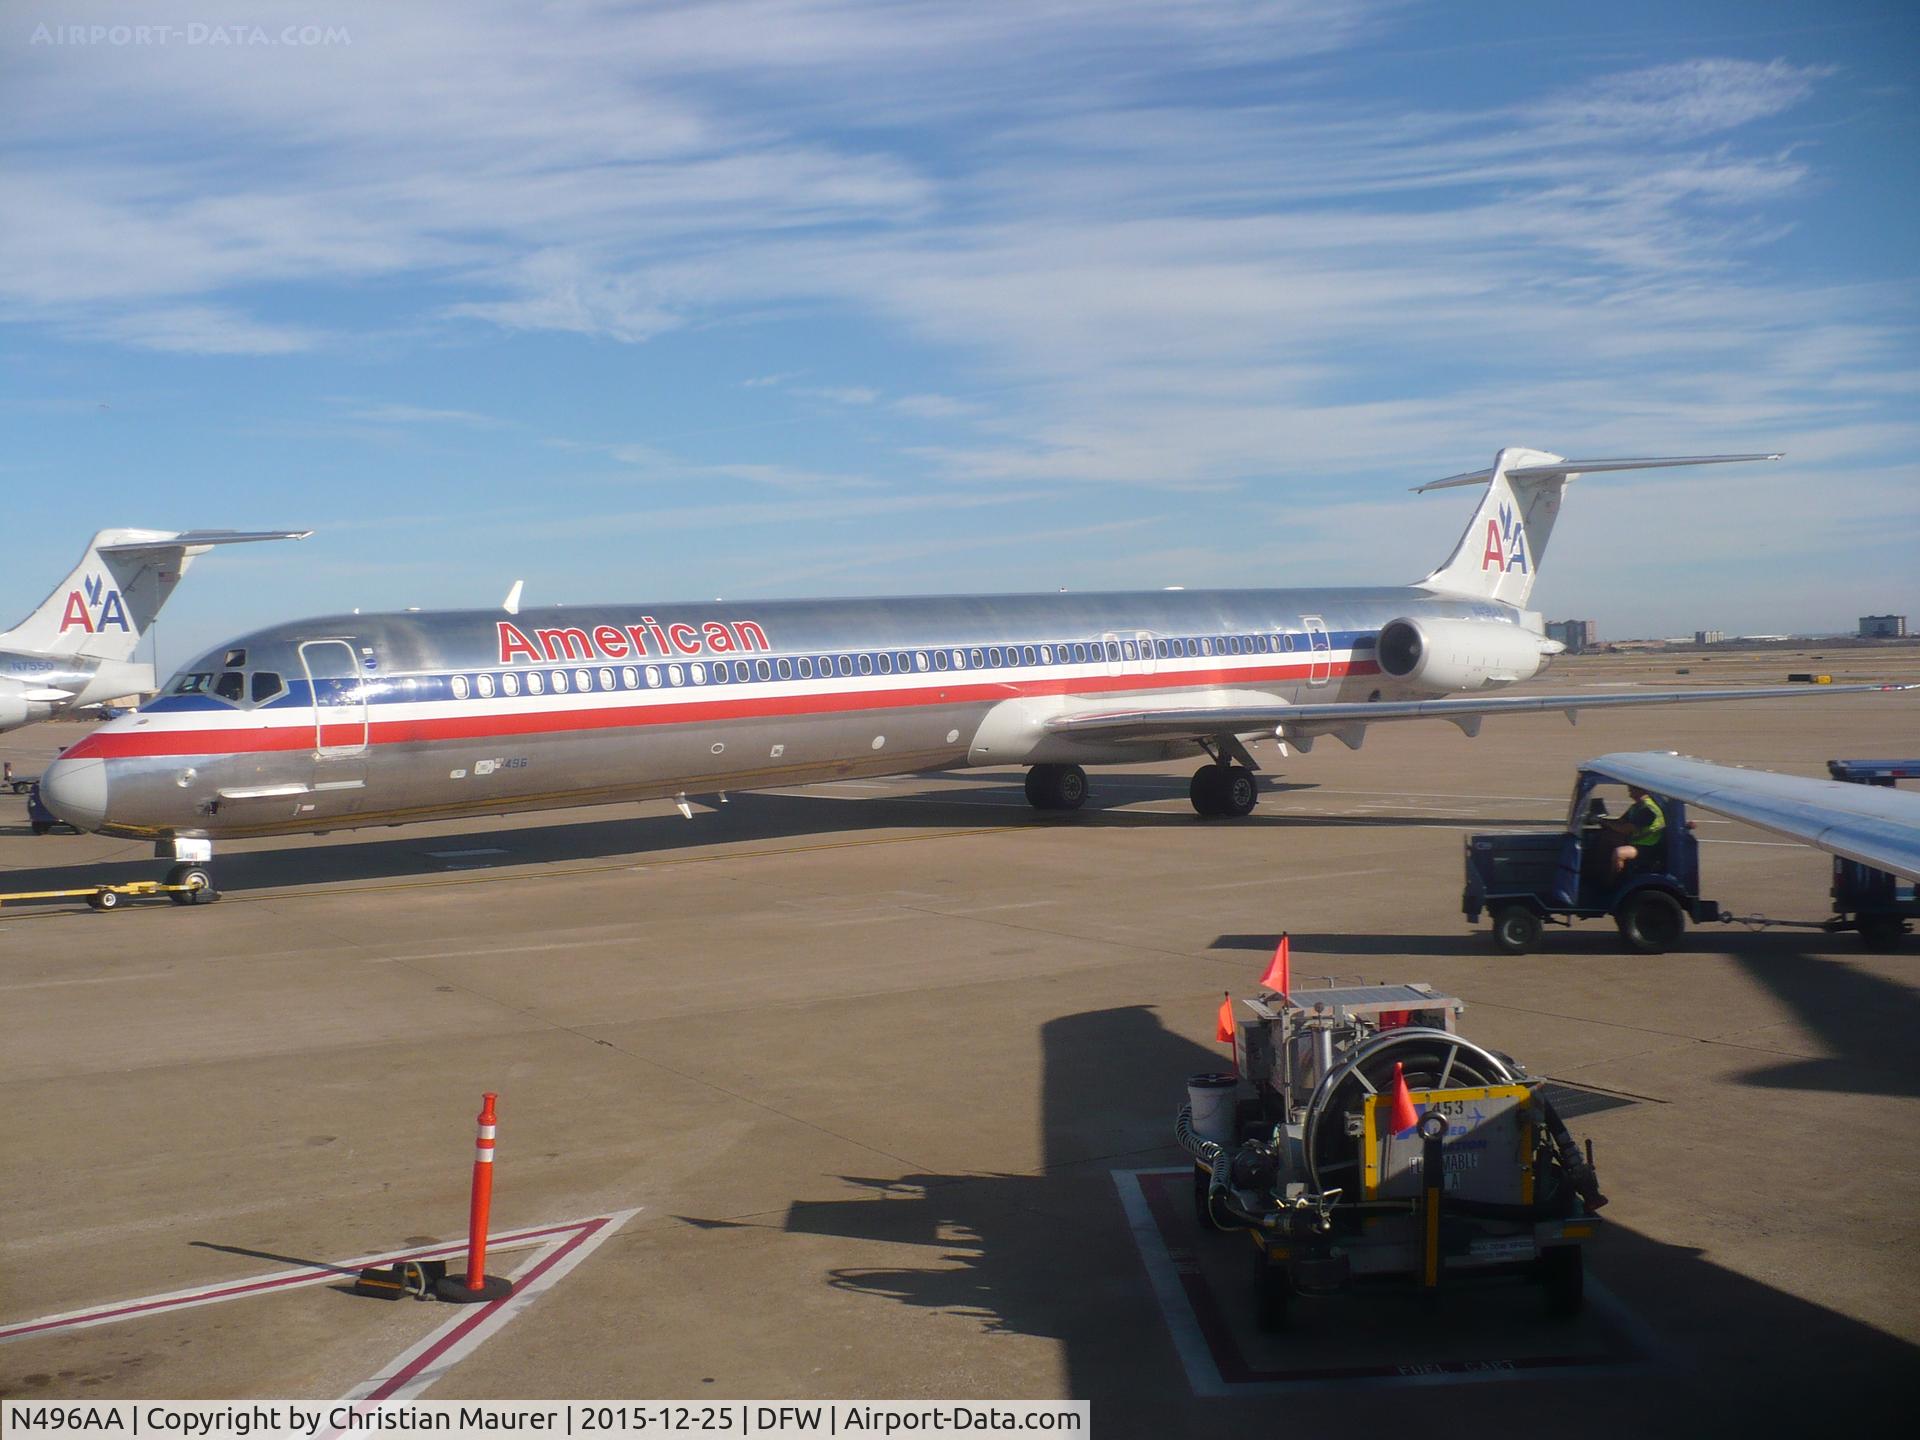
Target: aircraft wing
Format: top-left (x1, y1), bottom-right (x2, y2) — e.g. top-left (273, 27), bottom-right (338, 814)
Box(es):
top-left (1584, 751), bottom-right (1920, 883)
top-left (1044, 683), bottom-right (1916, 747)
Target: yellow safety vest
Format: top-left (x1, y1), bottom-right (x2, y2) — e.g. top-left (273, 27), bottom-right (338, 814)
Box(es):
top-left (1630, 795), bottom-right (1666, 849)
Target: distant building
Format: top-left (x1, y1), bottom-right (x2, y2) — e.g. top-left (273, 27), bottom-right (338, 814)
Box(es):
top-left (1860, 614), bottom-right (1908, 639)
top-left (1695, 629), bottom-right (1724, 645)
top-left (1546, 619), bottom-right (1597, 653)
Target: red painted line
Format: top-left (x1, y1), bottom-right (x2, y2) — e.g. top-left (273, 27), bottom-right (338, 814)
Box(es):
top-left (359, 1217), bottom-right (607, 1403)
top-left (63, 660), bottom-right (1378, 761)
top-left (0, 1222), bottom-right (589, 1343)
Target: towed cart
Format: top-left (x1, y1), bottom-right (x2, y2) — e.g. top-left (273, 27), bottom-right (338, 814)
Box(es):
top-left (1824, 759), bottom-right (1919, 951)
top-left (1177, 984), bottom-right (1605, 1330)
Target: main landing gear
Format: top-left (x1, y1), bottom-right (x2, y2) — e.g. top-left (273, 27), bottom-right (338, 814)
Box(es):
top-left (1190, 763), bottom-right (1258, 818)
top-left (1025, 763), bottom-right (1089, 812)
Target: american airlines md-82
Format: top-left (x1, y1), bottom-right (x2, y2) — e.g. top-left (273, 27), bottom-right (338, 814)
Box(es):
top-left (37, 449), bottom-right (1907, 900)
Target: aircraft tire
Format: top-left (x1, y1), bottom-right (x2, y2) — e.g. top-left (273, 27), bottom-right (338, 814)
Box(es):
top-left (167, 866), bottom-right (216, 905)
top-left (89, 889), bottom-right (120, 912)
top-left (1615, 889), bottom-right (1684, 953)
top-left (1190, 766), bottom-right (1227, 817)
top-left (1220, 765), bottom-right (1259, 817)
top-left (1024, 764), bottom-right (1088, 812)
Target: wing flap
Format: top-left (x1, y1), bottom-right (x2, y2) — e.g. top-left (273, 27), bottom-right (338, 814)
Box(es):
top-left (1587, 751), bottom-right (1920, 883)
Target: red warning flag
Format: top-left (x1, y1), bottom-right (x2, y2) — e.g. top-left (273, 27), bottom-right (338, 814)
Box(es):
top-left (1259, 933), bottom-right (1291, 996)
top-left (1215, 992), bottom-right (1235, 1044)
top-left (1389, 1061), bottom-right (1420, 1136)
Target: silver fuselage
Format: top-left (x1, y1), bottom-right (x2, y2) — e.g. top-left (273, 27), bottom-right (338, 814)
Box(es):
top-left (44, 585), bottom-right (1519, 840)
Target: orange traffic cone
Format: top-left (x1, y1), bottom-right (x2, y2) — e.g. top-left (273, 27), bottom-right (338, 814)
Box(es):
top-left (1388, 1061), bottom-right (1420, 1135)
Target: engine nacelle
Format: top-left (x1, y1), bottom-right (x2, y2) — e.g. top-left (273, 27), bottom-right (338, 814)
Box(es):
top-left (0, 694), bottom-right (34, 732)
top-left (1375, 616), bottom-right (1554, 693)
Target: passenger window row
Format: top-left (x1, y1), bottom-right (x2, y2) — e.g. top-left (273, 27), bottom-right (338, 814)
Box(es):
top-left (442, 629), bottom-right (1318, 702)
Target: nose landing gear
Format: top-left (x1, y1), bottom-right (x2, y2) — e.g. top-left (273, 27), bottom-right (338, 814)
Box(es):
top-left (162, 863), bottom-right (219, 905)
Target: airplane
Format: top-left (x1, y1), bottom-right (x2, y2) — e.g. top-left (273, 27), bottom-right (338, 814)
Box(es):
top-left (1, 528), bottom-right (312, 736)
top-left (37, 447), bottom-right (1911, 901)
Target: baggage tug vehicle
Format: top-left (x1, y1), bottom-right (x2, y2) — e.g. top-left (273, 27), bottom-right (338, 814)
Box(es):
top-left (1177, 984), bottom-right (1606, 1329)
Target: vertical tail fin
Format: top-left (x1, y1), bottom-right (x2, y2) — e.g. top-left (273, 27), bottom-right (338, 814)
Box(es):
top-left (0, 528), bottom-right (312, 661)
top-left (1415, 448), bottom-right (1781, 607)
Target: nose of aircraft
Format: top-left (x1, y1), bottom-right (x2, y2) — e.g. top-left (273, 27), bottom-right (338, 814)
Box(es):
top-left (40, 755), bottom-right (109, 831)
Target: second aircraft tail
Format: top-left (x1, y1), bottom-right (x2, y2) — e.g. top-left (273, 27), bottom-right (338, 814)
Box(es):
top-left (0, 528), bottom-right (312, 661)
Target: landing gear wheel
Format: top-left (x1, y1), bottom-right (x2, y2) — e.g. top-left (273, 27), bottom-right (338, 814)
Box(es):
top-left (1023, 764), bottom-right (1088, 812)
top-left (1859, 914), bottom-right (1908, 952)
top-left (88, 889), bottom-right (120, 911)
top-left (1191, 764), bottom-right (1257, 818)
top-left (1192, 1163), bottom-right (1218, 1231)
top-left (165, 865), bottom-right (218, 905)
top-left (1491, 904), bottom-right (1544, 955)
top-left (1219, 765), bottom-right (1258, 817)
top-left (1614, 890), bottom-right (1684, 953)
top-left (1540, 1244), bottom-right (1584, 1318)
top-left (1189, 766), bottom-right (1224, 816)
top-left (1254, 1250), bottom-right (1292, 1332)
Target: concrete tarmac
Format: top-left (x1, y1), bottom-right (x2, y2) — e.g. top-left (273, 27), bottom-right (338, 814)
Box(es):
top-left (2, 646), bottom-right (1917, 1430)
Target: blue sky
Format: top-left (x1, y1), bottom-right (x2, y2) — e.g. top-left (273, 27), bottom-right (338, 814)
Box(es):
top-left (3, 0), bottom-right (1915, 668)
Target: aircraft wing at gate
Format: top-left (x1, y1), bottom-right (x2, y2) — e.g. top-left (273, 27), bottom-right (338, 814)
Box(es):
top-left (1581, 752), bottom-right (1920, 883)
top-left (1044, 683), bottom-right (1916, 748)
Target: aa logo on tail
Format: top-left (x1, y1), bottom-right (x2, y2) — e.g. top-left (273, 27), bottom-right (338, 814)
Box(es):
top-left (58, 573), bottom-right (132, 633)
top-left (1480, 502), bottom-right (1529, 573)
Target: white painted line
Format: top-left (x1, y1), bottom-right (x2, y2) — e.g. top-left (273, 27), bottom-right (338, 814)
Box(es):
top-left (1194, 866), bottom-right (1394, 893)
top-left (339, 1208), bottom-right (640, 1406)
top-left (1112, 1168), bottom-right (1229, 1398)
top-left (0, 1219), bottom-right (601, 1344)
top-left (932, 898), bottom-right (1057, 915)
top-left (0, 972), bottom-right (177, 993)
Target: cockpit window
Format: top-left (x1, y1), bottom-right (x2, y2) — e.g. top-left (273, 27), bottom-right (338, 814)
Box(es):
top-left (171, 672), bottom-right (214, 695)
top-left (214, 671), bottom-right (246, 702)
top-left (223, 648), bottom-right (248, 668)
top-left (250, 671), bottom-right (285, 705)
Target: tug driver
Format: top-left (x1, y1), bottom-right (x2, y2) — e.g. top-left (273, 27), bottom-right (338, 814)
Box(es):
top-left (1603, 785), bottom-right (1667, 881)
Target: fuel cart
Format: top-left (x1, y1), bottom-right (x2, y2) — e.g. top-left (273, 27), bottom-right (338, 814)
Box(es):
top-left (1176, 984), bottom-right (1606, 1330)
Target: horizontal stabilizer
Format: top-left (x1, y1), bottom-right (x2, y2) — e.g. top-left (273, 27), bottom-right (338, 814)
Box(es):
top-left (98, 528), bottom-right (313, 553)
top-left (1414, 453), bottom-right (1780, 493)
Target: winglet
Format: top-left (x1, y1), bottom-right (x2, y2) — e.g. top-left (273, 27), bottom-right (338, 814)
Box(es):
top-left (503, 580), bottom-right (524, 616)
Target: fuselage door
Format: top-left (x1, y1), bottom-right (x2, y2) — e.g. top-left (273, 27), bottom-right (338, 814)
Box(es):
top-left (299, 639), bottom-right (368, 756)
top-left (1133, 630), bottom-right (1158, 677)
top-left (1302, 615), bottom-right (1333, 686)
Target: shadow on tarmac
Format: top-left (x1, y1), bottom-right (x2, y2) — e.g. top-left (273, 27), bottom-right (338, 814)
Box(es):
top-left (1733, 943), bottom-right (1920, 1097)
top-left (775, 1005), bottom-right (1917, 1434)
top-left (0, 781), bottom-right (1560, 901)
